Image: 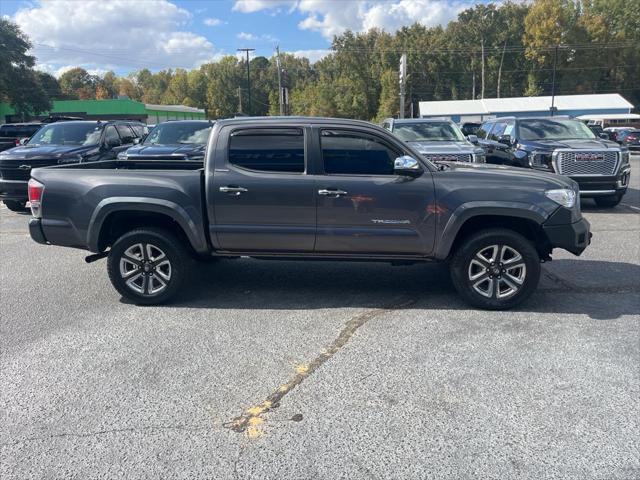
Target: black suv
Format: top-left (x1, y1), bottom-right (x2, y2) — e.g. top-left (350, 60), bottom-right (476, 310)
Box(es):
top-left (476, 116), bottom-right (631, 207)
top-left (0, 120), bottom-right (145, 211)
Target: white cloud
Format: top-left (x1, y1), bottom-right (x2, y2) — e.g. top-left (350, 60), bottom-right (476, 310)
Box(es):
top-left (289, 49), bottom-right (331, 63)
top-left (234, 0), bottom-right (470, 40)
top-left (238, 32), bottom-right (258, 41)
top-left (203, 17), bottom-right (223, 26)
top-left (233, 0), bottom-right (297, 13)
top-left (14, 0), bottom-right (218, 73)
top-left (237, 32), bottom-right (278, 43)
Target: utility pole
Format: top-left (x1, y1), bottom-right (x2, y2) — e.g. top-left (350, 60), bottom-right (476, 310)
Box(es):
top-left (496, 40), bottom-right (507, 98)
top-left (480, 38), bottom-right (485, 99)
top-left (472, 71), bottom-right (476, 99)
top-left (237, 86), bottom-right (242, 113)
top-left (550, 44), bottom-right (559, 116)
top-left (399, 52), bottom-right (407, 119)
top-left (237, 48), bottom-right (255, 115)
top-left (276, 46), bottom-right (284, 115)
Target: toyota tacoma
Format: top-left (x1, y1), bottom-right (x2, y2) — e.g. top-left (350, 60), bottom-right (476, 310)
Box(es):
top-left (28, 117), bottom-right (590, 310)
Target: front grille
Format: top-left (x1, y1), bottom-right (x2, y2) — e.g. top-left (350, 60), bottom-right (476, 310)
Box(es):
top-left (555, 150), bottom-right (619, 176)
top-left (0, 168), bottom-right (30, 181)
top-left (423, 153), bottom-right (472, 163)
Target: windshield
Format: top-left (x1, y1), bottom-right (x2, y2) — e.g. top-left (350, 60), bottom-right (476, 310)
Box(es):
top-left (144, 122), bottom-right (211, 145)
top-left (28, 123), bottom-right (102, 146)
top-left (519, 119), bottom-right (596, 141)
top-left (393, 122), bottom-right (466, 142)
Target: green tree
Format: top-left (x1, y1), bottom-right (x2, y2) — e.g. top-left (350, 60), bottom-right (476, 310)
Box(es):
top-left (0, 19), bottom-right (51, 118)
top-left (59, 67), bottom-right (98, 99)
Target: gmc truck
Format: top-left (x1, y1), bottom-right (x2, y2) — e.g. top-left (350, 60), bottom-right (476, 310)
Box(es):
top-left (28, 117), bottom-right (591, 310)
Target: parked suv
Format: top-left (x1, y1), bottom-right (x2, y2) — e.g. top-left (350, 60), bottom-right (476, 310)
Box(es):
top-left (382, 118), bottom-right (486, 163)
top-left (616, 129), bottom-right (640, 151)
top-left (118, 120), bottom-right (212, 161)
top-left (476, 116), bottom-right (631, 207)
top-left (0, 120), bottom-right (144, 211)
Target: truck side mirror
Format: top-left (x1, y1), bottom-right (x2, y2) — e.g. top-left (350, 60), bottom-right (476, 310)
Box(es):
top-left (498, 134), bottom-right (512, 146)
top-left (467, 134), bottom-right (478, 144)
top-left (19, 137), bottom-right (29, 145)
top-left (394, 155), bottom-right (422, 177)
top-left (598, 133), bottom-right (609, 140)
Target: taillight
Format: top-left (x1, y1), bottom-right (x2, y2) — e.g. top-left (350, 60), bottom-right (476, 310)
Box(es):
top-left (28, 179), bottom-right (44, 218)
top-left (15, 138), bottom-right (20, 146)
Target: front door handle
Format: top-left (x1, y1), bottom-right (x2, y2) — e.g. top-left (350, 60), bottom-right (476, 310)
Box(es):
top-left (220, 186), bottom-right (248, 196)
top-left (318, 189), bottom-right (348, 197)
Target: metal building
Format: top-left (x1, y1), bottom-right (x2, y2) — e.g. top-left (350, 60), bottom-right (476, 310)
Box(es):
top-left (418, 94), bottom-right (634, 123)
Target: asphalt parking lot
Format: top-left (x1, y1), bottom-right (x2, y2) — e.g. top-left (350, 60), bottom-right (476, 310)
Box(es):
top-left (1, 158), bottom-right (639, 479)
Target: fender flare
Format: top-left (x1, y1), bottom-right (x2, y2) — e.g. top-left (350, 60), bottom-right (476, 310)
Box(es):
top-left (435, 201), bottom-right (550, 260)
top-left (86, 197), bottom-right (209, 254)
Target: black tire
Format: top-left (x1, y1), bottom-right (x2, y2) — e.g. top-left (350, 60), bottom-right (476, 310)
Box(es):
top-left (3, 200), bottom-right (28, 212)
top-left (594, 194), bottom-right (623, 208)
top-left (449, 228), bottom-right (541, 310)
top-left (107, 228), bottom-right (192, 305)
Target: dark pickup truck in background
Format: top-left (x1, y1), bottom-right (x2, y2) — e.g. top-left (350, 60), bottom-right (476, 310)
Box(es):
top-left (117, 120), bottom-right (213, 162)
top-left (476, 116), bottom-right (631, 207)
top-left (0, 120), bottom-right (145, 211)
top-left (28, 117), bottom-right (591, 310)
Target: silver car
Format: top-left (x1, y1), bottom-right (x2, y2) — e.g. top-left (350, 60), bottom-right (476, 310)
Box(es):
top-left (382, 118), bottom-right (485, 163)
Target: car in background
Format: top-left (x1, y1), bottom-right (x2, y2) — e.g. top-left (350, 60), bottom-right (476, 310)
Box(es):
top-left (586, 123), bottom-right (609, 139)
top-left (0, 123), bottom-right (43, 152)
top-left (475, 116), bottom-right (631, 207)
top-left (460, 122), bottom-right (481, 136)
top-left (381, 118), bottom-right (486, 163)
top-left (118, 120), bottom-right (213, 162)
top-left (616, 129), bottom-right (640, 151)
top-left (604, 127), bottom-right (635, 143)
top-left (0, 120), bottom-right (145, 211)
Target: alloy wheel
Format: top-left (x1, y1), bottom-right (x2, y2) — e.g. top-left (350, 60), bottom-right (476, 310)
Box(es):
top-left (467, 244), bottom-right (527, 299)
top-left (119, 243), bottom-right (172, 296)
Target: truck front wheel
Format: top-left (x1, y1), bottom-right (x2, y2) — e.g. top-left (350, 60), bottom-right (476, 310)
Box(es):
top-left (449, 228), bottom-right (541, 310)
top-left (107, 228), bottom-right (191, 305)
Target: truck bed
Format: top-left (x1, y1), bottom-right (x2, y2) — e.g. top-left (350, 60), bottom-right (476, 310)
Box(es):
top-left (30, 161), bottom-right (208, 253)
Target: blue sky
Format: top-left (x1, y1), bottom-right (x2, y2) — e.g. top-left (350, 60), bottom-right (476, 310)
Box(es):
top-left (1, 0), bottom-right (479, 76)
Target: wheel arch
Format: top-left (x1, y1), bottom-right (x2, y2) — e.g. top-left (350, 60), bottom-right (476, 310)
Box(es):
top-left (436, 203), bottom-right (552, 260)
top-left (87, 198), bottom-right (209, 255)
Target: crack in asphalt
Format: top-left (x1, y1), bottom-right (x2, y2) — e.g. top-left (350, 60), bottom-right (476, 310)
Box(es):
top-left (1, 424), bottom-right (210, 448)
top-left (223, 296), bottom-right (417, 437)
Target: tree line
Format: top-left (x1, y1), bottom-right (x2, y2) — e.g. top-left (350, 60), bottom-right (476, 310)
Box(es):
top-left (1, 0), bottom-right (638, 122)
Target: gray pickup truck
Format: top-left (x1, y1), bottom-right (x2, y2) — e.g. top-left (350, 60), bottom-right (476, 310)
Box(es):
top-left (28, 117), bottom-right (591, 310)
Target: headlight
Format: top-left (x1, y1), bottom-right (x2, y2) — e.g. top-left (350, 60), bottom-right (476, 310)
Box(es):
top-left (545, 188), bottom-right (577, 208)
top-left (528, 151), bottom-right (552, 170)
top-left (117, 151), bottom-right (127, 160)
top-left (473, 151), bottom-right (486, 163)
top-left (621, 150), bottom-right (630, 165)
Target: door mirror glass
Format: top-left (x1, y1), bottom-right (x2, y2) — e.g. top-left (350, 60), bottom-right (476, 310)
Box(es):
top-left (19, 137), bottom-right (30, 145)
top-left (467, 134), bottom-right (478, 144)
top-left (133, 137), bottom-right (141, 144)
top-left (394, 155), bottom-right (422, 176)
top-left (498, 134), bottom-right (512, 146)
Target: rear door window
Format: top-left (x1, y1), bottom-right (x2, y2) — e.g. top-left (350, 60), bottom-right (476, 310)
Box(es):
top-left (104, 126), bottom-right (121, 146)
top-left (228, 128), bottom-right (305, 173)
top-left (320, 129), bottom-right (400, 176)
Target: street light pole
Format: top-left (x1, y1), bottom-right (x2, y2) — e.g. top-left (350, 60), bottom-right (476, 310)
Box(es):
top-left (237, 48), bottom-right (255, 115)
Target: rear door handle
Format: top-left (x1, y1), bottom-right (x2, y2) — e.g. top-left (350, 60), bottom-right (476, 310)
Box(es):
top-left (318, 189), bottom-right (348, 197)
top-left (220, 186), bottom-right (248, 195)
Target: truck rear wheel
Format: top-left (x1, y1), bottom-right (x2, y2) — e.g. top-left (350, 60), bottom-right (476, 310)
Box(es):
top-left (449, 228), bottom-right (541, 310)
top-left (594, 194), bottom-right (623, 208)
top-left (107, 228), bottom-right (191, 305)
